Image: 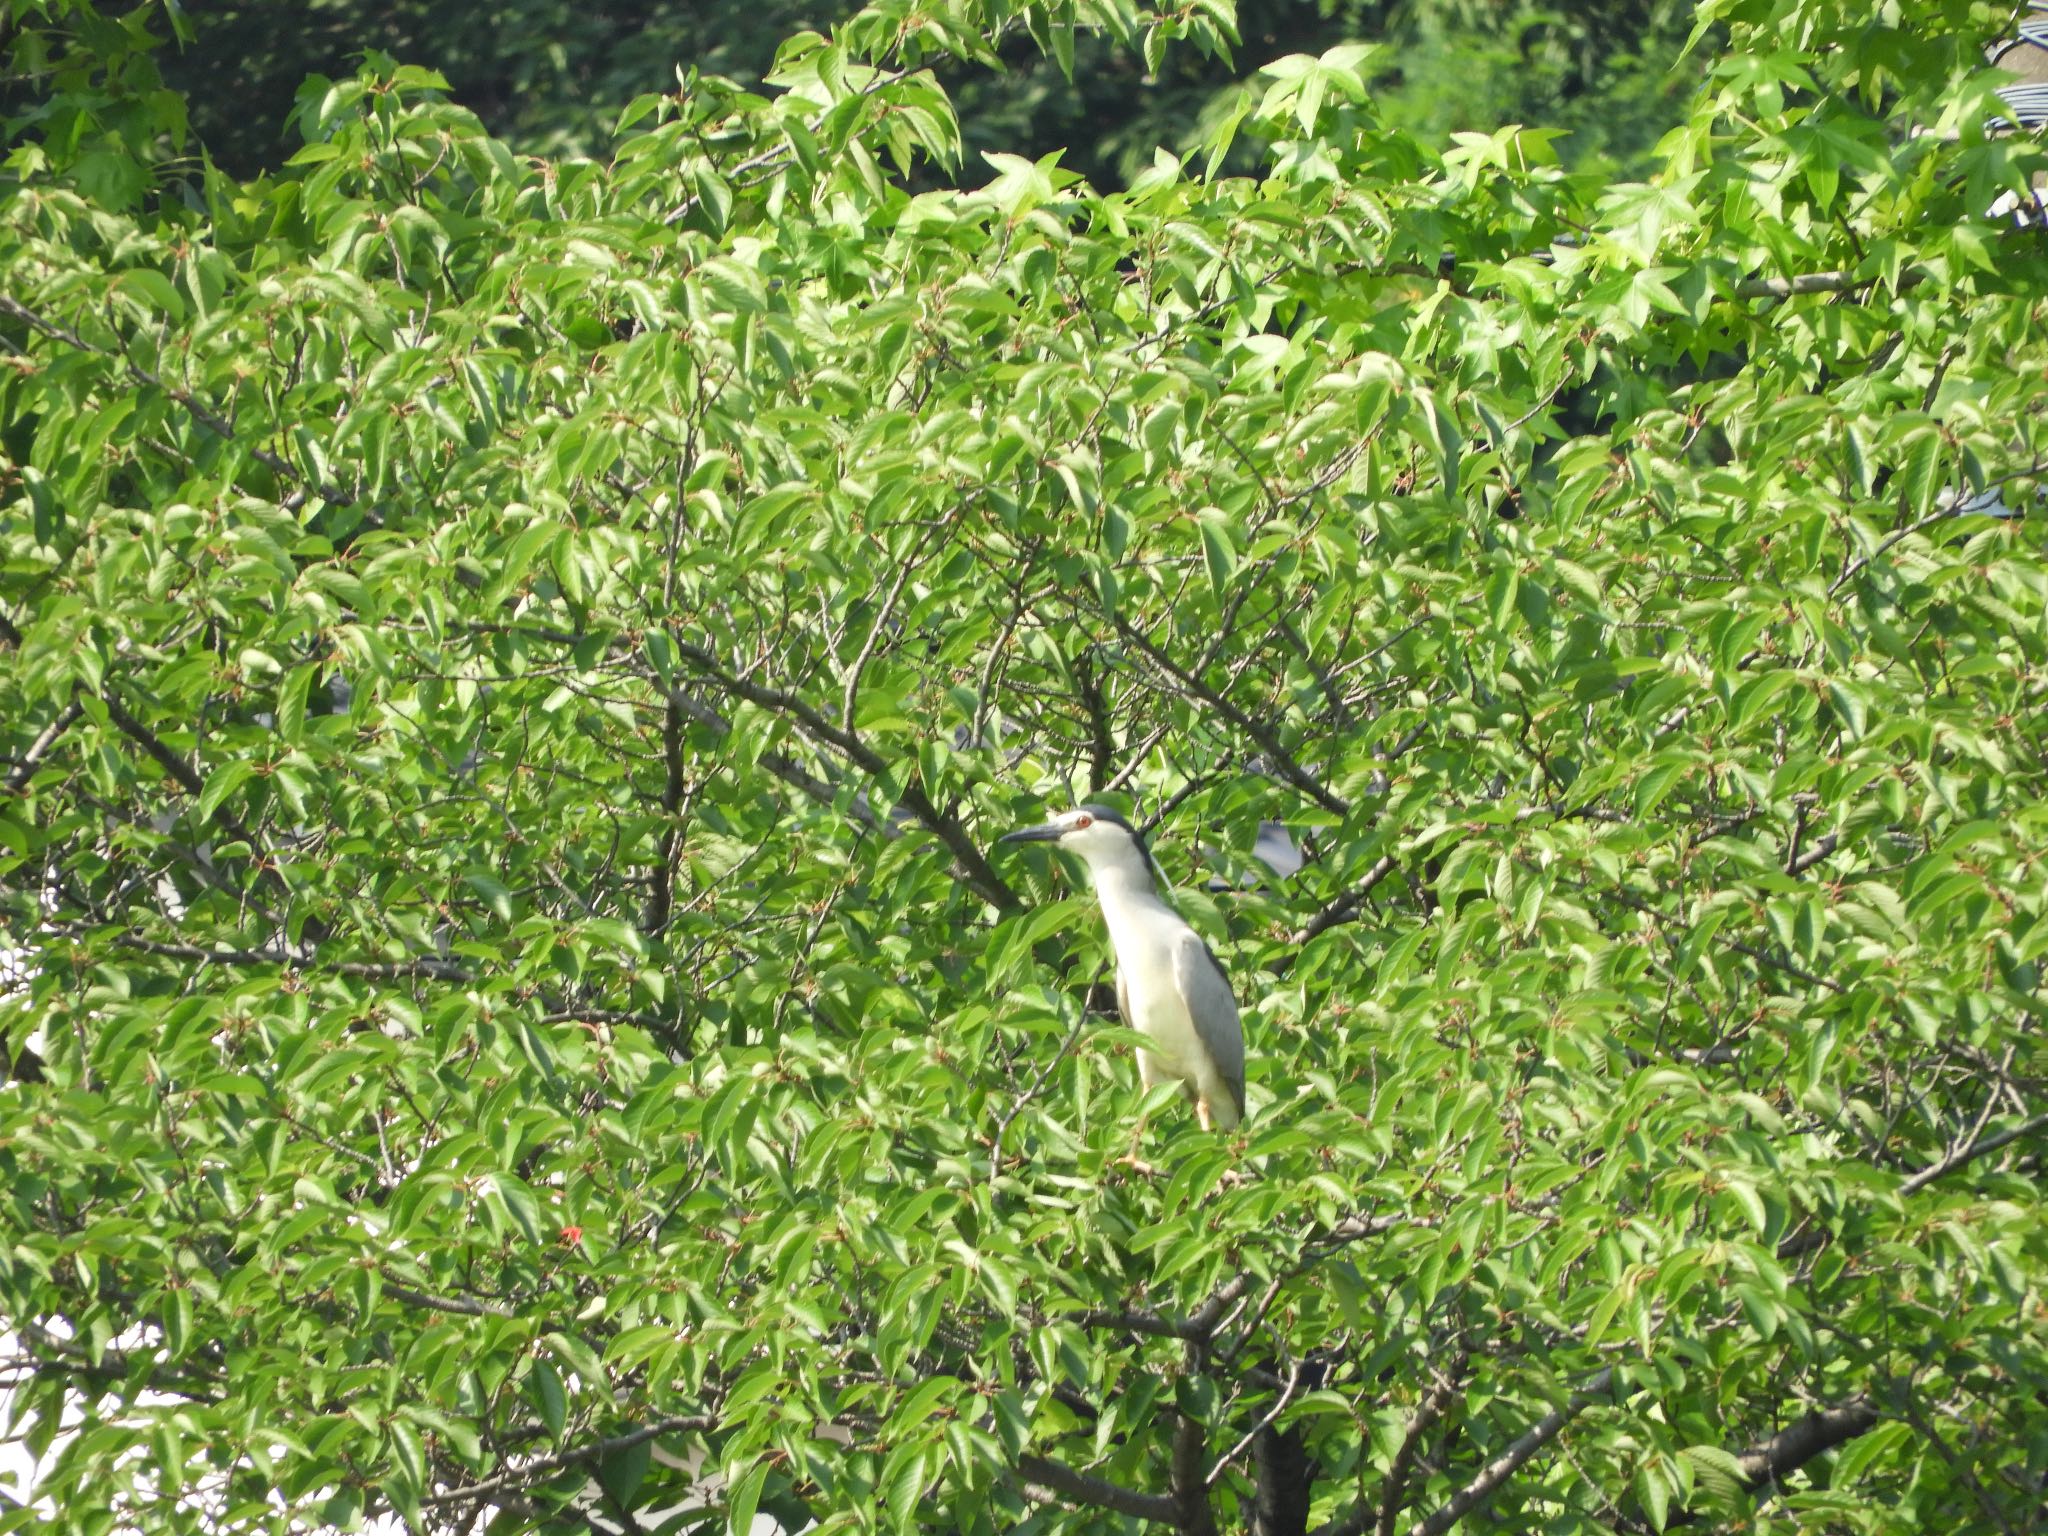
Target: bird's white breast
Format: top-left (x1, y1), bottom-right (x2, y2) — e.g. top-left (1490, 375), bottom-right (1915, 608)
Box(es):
top-left (1110, 910), bottom-right (1206, 1084)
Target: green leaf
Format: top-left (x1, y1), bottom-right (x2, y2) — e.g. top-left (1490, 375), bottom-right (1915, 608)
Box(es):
top-left (694, 165), bottom-right (734, 234)
top-left (615, 93), bottom-right (664, 134)
top-left (598, 1434), bottom-right (653, 1505)
top-left (881, 1441), bottom-right (932, 1534)
top-left (22, 465), bottom-right (60, 545)
top-left (531, 1360), bottom-right (567, 1441)
top-left (161, 1288), bottom-right (192, 1358)
top-left (198, 760), bottom-right (255, 824)
top-left (486, 1175), bottom-right (543, 1245)
top-left (116, 268), bottom-right (185, 319)
top-left (1486, 565), bottom-right (1519, 633)
top-left (1727, 670), bottom-right (1801, 733)
top-left (465, 872), bottom-right (514, 923)
top-left (727, 1462), bottom-right (767, 1536)
top-left (545, 1331), bottom-right (609, 1391)
top-left (1896, 427), bottom-right (1942, 518)
top-left (1635, 1456), bottom-right (1672, 1531)
top-left (1720, 1178), bottom-right (1768, 1237)
top-left (1198, 508), bottom-right (1237, 599)
top-left (1680, 1443), bottom-right (1750, 1503)
top-left (275, 665), bottom-right (315, 743)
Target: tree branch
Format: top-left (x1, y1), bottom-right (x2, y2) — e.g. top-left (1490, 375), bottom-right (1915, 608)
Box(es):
top-left (1779, 1110), bottom-right (2046, 1265)
top-left (1074, 648), bottom-right (1119, 792)
top-left (1250, 1399), bottom-right (1316, 1536)
top-left (841, 551), bottom-right (920, 737)
top-left (1173, 1408), bottom-right (1221, 1536)
top-left (1210, 1356), bottom-right (1305, 1486)
top-left (1376, 1351), bottom-right (1468, 1536)
top-left (1733, 1397), bottom-right (1878, 1489)
top-left (84, 930), bottom-right (473, 981)
top-left (1016, 1452), bottom-right (1179, 1523)
top-left (4, 700), bottom-right (82, 792)
top-left (1329, 1368), bottom-right (1614, 1536)
top-left (1071, 1304), bottom-right (1213, 1341)
top-left (1830, 464), bottom-right (2039, 596)
top-left (1294, 853), bottom-right (1398, 944)
top-left (666, 688), bottom-right (878, 829)
top-left (418, 1414), bottom-right (718, 1509)
top-left (98, 688), bottom-right (302, 911)
top-left (1605, 886), bottom-right (1842, 994)
top-left (1074, 1214), bottom-right (1411, 1349)
top-left (1787, 832), bottom-right (1838, 876)
top-left (383, 1280), bottom-right (517, 1319)
top-left (0, 293), bottom-right (357, 507)
top-left (643, 694), bottom-right (687, 935)
top-left (100, 689), bottom-right (206, 798)
top-left (1112, 615), bottom-right (1350, 818)
top-left (666, 641), bottom-right (1017, 910)
top-left (1730, 268), bottom-right (1924, 300)
top-left (1899, 1111), bottom-right (2047, 1197)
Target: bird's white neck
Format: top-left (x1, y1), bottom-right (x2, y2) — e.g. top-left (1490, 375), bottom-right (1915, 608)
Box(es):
top-left (1082, 844), bottom-right (1174, 926)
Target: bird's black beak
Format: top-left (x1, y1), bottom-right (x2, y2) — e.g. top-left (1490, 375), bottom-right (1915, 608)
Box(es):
top-left (997, 824), bottom-right (1064, 845)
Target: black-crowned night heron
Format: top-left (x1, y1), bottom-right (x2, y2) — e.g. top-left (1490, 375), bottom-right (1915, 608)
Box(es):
top-left (998, 805), bottom-right (1247, 1131)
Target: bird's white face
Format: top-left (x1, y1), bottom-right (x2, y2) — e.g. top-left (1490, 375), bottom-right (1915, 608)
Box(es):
top-left (1043, 808), bottom-right (1128, 857)
top-left (997, 807), bottom-right (1155, 880)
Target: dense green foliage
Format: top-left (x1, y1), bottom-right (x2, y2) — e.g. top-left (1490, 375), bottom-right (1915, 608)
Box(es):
top-left (150, 0), bottom-right (835, 175)
top-left (3, 1), bottom-right (2046, 1534)
top-left (123, 0), bottom-right (1699, 185)
top-left (944, 0), bottom-right (1702, 186)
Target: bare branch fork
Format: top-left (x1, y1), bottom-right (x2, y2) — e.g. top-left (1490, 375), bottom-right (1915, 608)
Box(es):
top-left (1829, 462), bottom-right (2042, 596)
top-left (665, 634), bottom-right (1018, 910)
top-left (1111, 614), bottom-right (1351, 819)
top-left (1399, 1367), bottom-right (1614, 1536)
top-left (1374, 1350), bottom-right (1470, 1536)
top-left (1294, 852), bottom-right (1398, 944)
top-left (3, 699), bottom-right (82, 792)
top-left (1207, 1356), bottom-right (1305, 1487)
top-left (1900, 1110), bottom-right (2048, 1196)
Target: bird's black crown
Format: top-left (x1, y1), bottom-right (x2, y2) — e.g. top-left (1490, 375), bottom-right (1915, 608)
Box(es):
top-left (1076, 804), bottom-right (1163, 885)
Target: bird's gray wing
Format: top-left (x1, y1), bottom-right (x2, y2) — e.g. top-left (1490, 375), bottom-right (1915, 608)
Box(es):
top-left (1115, 968), bottom-right (1133, 1031)
top-left (1173, 931), bottom-right (1245, 1116)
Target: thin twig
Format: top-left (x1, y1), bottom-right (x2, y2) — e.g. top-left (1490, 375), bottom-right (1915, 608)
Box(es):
top-left (1900, 1111), bottom-right (2047, 1197)
top-left (989, 1004), bottom-right (1090, 1189)
top-left (1400, 1368), bottom-right (1613, 1536)
top-left (4, 701), bottom-right (82, 792)
top-left (1207, 1356), bottom-right (1304, 1486)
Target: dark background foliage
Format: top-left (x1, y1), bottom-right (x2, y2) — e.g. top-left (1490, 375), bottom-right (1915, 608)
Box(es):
top-left (154, 0), bottom-right (1700, 184)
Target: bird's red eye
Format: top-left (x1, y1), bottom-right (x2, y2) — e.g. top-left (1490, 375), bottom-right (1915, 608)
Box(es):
top-left (1075, 814), bottom-right (1093, 829)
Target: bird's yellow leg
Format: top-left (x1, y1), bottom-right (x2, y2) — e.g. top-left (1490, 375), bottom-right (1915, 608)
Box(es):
top-left (1115, 1111), bottom-right (1163, 1177)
